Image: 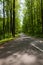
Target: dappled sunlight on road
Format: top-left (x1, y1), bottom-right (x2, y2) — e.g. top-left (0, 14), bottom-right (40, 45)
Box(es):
top-left (0, 52), bottom-right (37, 65)
top-left (0, 34), bottom-right (43, 65)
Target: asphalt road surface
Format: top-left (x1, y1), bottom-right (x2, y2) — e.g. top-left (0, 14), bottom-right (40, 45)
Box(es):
top-left (0, 33), bottom-right (43, 65)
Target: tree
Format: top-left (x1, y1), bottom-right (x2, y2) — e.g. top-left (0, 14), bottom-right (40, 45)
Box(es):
top-left (41, 0), bottom-right (43, 33)
top-left (3, 0), bottom-right (5, 38)
top-left (12, 0), bottom-right (15, 37)
top-left (22, 0), bottom-right (42, 36)
top-left (10, 0), bottom-right (13, 33)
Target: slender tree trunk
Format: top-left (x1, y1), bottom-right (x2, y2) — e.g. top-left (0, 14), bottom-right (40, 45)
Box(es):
top-left (6, 0), bottom-right (10, 33)
top-left (41, 0), bottom-right (43, 33)
top-left (12, 0), bottom-right (15, 37)
top-left (10, 2), bottom-right (13, 33)
top-left (3, 0), bottom-right (5, 38)
top-left (31, 0), bottom-right (34, 34)
top-left (10, 9), bottom-right (13, 32)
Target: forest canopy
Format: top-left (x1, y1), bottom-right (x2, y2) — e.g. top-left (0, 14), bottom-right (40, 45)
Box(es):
top-left (22, 0), bottom-right (43, 37)
top-left (0, 0), bottom-right (21, 40)
top-left (0, 0), bottom-right (43, 41)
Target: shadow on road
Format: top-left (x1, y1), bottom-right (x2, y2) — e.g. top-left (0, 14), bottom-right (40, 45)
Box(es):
top-left (0, 36), bottom-right (43, 65)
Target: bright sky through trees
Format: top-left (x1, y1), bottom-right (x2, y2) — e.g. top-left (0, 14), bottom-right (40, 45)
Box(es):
top-left (0, 2), bottom-right (3, 17)
top-left (20, 0), bottom-right (25, 25)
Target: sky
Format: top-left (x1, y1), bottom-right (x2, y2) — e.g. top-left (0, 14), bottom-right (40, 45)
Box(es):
top-left (0, 0), bottom-right (25, 19)
top-left (20, 0), bottom-right (25, 24)
top-left (0, 2), bottom-right (3, 17)
top-left (20, 0), bottom-right (24, 2)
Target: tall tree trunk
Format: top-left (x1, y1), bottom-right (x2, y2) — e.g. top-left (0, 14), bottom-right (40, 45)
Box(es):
top-left (41, 0), bottom-right (43, 33)
top-left (6, 0), bottom-right (10, 33)
top-left (3, 0), bottom-right (5, 38)
top-left (31, 0), bottom-right (34, 34)
top-left (10, 2), bottom-right (13, 33)
top-left (12, 0), bottom-right (15, 37)
top-left (10, 9), bottom-right (12, 32)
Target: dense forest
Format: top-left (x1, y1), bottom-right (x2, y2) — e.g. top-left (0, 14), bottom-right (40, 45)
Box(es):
top-left (22, 0), bottom-right (43, 37)
top-left (0, 0), bottom-right (21, 40)
top-left (0, 0), bottom-right (43, 41)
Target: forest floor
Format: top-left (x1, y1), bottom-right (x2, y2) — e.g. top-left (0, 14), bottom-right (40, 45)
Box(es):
top-left (0, 33), bottom-right (43, 65)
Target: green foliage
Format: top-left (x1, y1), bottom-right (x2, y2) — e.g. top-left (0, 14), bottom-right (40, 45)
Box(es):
top-left (15, 0), bottom-right (21, 34)
top-left (0, 0), bottom-right (43, 41)
top-left (0, 0), bottom-right (21, 40)
top-left (22, 0), bottom-right (43, 37)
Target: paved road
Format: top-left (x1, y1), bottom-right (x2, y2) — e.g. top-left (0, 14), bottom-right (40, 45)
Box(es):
top-left (0, 34), bottom-right (43, 65)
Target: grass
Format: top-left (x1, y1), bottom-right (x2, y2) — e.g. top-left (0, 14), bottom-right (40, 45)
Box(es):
top-left (0, 34), bottom-right (20, 45)
top-left (0, 37), bottom-right (14, 45)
